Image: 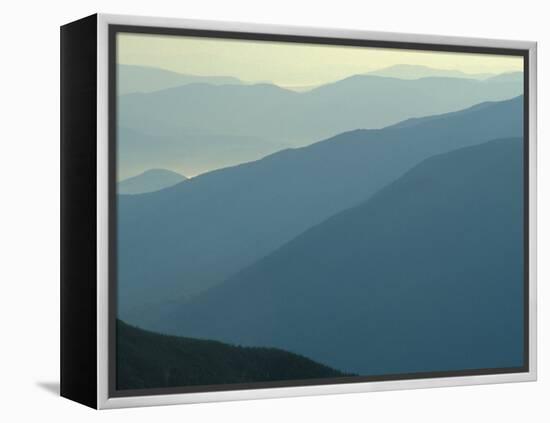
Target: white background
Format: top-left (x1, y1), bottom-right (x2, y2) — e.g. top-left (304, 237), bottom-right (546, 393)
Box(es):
top-left (0, 0), bottom-right (546, 421)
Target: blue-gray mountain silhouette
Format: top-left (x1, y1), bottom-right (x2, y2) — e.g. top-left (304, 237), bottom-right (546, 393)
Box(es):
top-left (117, 320), bottom-right (348, 390)
top-left (118, 75), bottom-right (522, 176)
top-left (153, 137), bottom-right (524, 376)
top-left (118, 64), bottom-right (242, 95)
top-left (118, 96), bottom-right (523, 326)
top-left (118, 169), bottom-right (187, 195)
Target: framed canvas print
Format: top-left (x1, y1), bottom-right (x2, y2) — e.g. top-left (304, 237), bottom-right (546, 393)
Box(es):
top-left (60, 13), bottom-right (537, 409)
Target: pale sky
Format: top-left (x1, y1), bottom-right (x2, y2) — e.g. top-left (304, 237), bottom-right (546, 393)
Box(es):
top-left (117, 32), bottom-right (523, 88)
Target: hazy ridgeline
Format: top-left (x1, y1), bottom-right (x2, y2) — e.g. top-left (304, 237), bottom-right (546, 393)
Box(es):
top-left (117, 66), bottom-right (522, 178)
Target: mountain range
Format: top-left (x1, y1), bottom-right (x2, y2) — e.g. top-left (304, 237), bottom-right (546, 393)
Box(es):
top-left (150, 137), bottom-right (525, 376)
top-left (118, 74), bottom-right (522, 177)
top-left (118, 64), bottom-right (243, 95)
top-left (117, 96), bottom-right (523, 326)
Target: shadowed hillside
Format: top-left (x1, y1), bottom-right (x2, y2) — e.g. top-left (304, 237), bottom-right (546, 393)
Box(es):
top-left (154, 138), bottom-right (525, 376)
top-left (117, 320), bottom-right (348, 390)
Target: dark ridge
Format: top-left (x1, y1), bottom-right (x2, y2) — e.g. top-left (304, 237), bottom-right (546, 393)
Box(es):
top-left (117, 320), bottom-right (350, 390)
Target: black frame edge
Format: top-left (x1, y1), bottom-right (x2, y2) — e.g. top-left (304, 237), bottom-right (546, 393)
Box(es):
top-left (60, 13), bottom-right (98, 409)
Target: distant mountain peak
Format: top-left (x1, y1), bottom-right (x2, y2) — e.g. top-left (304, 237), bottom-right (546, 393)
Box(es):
top-left (366, 64), bottom-right (495, 80)
top-left (118, 169), bottom-right (187, 195)
top-left (140, 168), bottom-right (185, 177)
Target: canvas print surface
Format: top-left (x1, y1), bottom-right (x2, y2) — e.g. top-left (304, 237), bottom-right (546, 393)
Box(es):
top-left (114, 30), bottom-right (525, 392)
